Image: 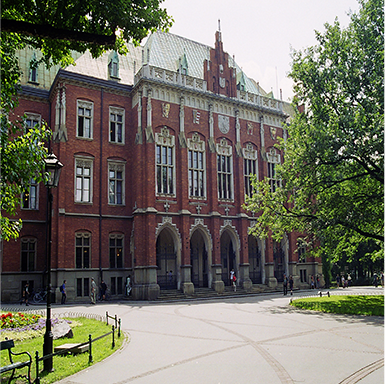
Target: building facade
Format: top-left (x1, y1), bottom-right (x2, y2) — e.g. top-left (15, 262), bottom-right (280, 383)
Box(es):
top-left (1, 29), bottom-right (323, 302)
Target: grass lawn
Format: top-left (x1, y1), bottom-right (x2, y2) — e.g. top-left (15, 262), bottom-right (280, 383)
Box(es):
top-left (290, 295), bottom-right (384, 316)
top-left (1, 314), bottom-right (125, 384)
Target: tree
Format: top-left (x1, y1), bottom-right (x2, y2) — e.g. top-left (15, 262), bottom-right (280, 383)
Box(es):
top-left (1, 1), bottom-right (172, 240)
top-left (245, 0), bottom-right (383, 262)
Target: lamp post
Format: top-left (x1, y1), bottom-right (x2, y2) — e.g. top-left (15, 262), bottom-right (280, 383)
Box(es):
top-left (43, 152), bottom-right (63, 372)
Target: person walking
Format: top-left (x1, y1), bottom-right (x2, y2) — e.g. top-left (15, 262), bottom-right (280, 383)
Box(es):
top-left (289, 275), bottom-right (294, 295)
top-left (283, 274), bottom-right (288, 295)
top-left (90, 277), bottom-right (97, 304)
top-left (60, 280), bottom-right (67, 304)
top-left (347, 273), bottom-right (352, 286)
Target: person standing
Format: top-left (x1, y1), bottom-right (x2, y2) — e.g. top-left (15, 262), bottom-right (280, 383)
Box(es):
top-left (90, 277), bottom-right (97, 304)
top-left (289, 275), bottom-right (294, 295)
top-left (336, 274), bottom-right (340, 288)
top-left (100, 280), bottom-right (107, 300)
top-left (23, 282), bottom-right (30, 306)
top-left (60, 280), bottom-right (67, 304)
top-left (283, 274), bottom-right (288, 295)
top-left (347, 273), bottom-right (352, 286)
top-left (126, 276), bottom-right (132, 296)
top-left (230, 269), bottom-right (236, 292)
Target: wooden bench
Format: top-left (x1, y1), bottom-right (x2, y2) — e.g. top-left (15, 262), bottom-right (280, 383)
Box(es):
top-left (0, 339), bottom-right (32, 384)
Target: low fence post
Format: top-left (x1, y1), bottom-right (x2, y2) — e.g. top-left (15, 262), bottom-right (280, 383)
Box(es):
top-left (114, 314), bottom-right (117, 329)
top-left (112, 325), bottom-right (115, 348)
top-left (88, 334), bottom-right (93, 363)
top-left (35, 351), bottom-right (40, 384)
top-left (118, 318), bottom-right (121, 338)
top-left (106, 311), bottom-right (108, 326)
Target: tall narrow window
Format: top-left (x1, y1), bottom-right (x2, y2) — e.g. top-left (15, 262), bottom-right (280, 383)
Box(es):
top-left (28, 52), bottom-right (38, 83)
top-left (109, 234), bottom-right (123, 268)
top-left (21, 238), bottom-right (36, 271)
top-left (75, 158), bottom-right (93, 203)
top-left (267, 148), bottom-right (281, 192)
top-left (108, 51), bottom-right (120, 78)
top-left (155, 128), bottom-right (175, 195)
top-left (22, 179), bottom-right (38, 210)
top-left (187, 133), bottom-right (206, 198)
top-left (108, 162), bottom-right (124, 205)
top-left (76, 278), bottom-right (89, 296)
top-left (75, 233), bottom-right (90, 269)
top-left (109, 107), bottom-right (124, 143)
top-left (243, 144), bottom-right (258, 197)
top-left (217, 138), bottom-right (233, 200)
top-left (77, 101), bottom-right (93, 139)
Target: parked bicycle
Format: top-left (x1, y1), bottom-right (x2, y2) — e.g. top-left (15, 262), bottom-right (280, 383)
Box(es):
top-left (32, 289), bottom-right (47, 303)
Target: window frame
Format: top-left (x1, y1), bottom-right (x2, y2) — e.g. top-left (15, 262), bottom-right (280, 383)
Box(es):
top-left (267, 148), bottom-right (281, 193)
top-left (75, 232), bottom-right (91, 269)
top-left (76, 100), bottom-right (94, 139)
top-left (109, 234), bottom-right (124, 269)
top-left (21, 238), bottom-right (36, 272)
top-left (155, 128), bottom-right (176, 196)
top-left (22, 178), bottom-right (39, 210)
top-left (74, 157), bottom-right (93, 204)
top-left (109, 107), bottom-right (125, 144)
top-left (243, 143), bottom-right (258, 198)
top-left (108, 161), bottom-right (125, 206)
top-left (25, 113), bottom-right (41, 133)
top-left (187, 133), bottom-right (206, 199)
top-left (216, 138), bottom-right (234, 201)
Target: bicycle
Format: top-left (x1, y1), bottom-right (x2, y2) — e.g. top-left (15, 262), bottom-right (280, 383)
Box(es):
top-left (32, 290), bottom-right (47, 303)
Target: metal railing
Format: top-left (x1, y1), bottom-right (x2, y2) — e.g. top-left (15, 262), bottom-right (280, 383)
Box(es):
top-left (34, 313), bottom-right (122, 383)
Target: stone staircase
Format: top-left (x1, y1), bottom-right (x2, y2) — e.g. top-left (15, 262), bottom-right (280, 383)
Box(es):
top-left (156, 284), bottom-right (283, 302)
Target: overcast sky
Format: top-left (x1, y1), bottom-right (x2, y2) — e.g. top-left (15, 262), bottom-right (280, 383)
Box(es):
top-left (162, 0), bottom-right (360, 101)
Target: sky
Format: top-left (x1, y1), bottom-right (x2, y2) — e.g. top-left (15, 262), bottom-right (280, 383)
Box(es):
top-left (161, 0), bottom-right (361, 101)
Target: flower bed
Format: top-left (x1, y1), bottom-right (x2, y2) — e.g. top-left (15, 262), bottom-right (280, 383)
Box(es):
top-left (1, 312), bottom-right (42, 330)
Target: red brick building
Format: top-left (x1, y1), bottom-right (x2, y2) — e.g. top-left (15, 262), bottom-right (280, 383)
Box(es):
top-left (1, 29), bottom-right (323, 302)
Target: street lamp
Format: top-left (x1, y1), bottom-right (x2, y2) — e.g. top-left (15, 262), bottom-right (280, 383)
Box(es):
top-left (43, 152), bottom-right (63, 372)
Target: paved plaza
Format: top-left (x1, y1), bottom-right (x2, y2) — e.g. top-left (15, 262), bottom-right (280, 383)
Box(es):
top-left (4, 287), bottom-right (384, 384)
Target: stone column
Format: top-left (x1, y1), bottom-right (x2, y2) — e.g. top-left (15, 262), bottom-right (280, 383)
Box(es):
top-left (211, 264), bottom-right (224, 293)
top-left (181, 265), bottom-right (194, 295)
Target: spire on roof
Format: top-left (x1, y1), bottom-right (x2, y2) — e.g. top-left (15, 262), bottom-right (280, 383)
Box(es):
top-left (178, 49), bottom-right (188, 75)
top-left (218, 19), bottom-right (221, 42)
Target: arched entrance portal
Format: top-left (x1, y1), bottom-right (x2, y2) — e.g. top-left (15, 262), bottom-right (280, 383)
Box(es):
top-left (156, 228), bottom-right (177, 289)
top-left (220, 230), bottom-right (236, 286)
top-left (248, 235), bottom-right (262, 284)
top-left (190, 230), bottom-right (208, 287)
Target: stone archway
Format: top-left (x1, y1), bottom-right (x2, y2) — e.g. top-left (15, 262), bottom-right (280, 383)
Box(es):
top-left (155, 224), bottom-right (181, 290)
top-left (220, 228), bottom-right (240, 286)
top-left (190, 229), bottom-right (209, 288)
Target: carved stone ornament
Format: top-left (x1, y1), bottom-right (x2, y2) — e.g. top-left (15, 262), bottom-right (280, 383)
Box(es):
top-left (193, 110), bottom-right (200, 124)
top-left (270, 127), bottom-right (277, 140)
top-left (218, 115), bottom-right (229, 134)
top-left (247, 122), bottom-right (253, 135)
top-left (162, 103), bottom-right (170, 118)
top-left (219, 77), bottom-right (226, 89)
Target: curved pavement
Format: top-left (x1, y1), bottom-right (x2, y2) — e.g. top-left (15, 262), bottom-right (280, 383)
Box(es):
top-left (4, 286), bottom-right (384, 384)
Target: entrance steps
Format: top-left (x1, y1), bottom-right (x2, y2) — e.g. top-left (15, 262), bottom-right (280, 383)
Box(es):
top-left (156, 284), bottom-right (283, 302)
